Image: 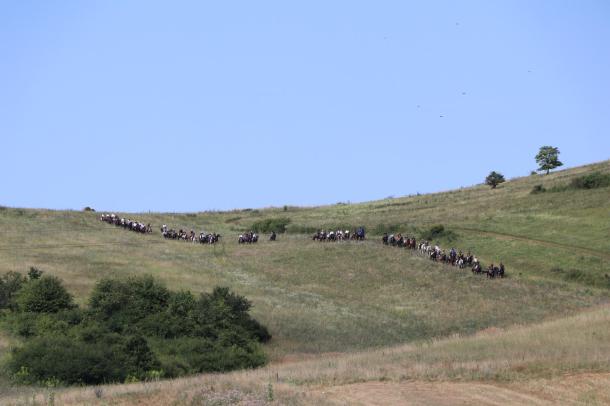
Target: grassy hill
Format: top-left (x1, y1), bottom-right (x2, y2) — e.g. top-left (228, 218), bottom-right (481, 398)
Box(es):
top-left (0, 160), bottom-right (609, 403)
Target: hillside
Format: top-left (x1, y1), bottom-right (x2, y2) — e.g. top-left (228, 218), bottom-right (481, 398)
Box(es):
top-left (9, 303), bottom-right (610, 404)
top-left (1, 160), bottom-right (609, 404)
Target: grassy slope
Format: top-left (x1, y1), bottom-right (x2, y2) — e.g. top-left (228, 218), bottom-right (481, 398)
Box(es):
top-left (0, 160), bottom-right (609, 402)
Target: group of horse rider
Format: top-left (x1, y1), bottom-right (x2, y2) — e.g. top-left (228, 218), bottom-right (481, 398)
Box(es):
top-left (97, 218), bottom-right (506, 278)
top-left (160, 224), bottom-right (221, 244)
top-left (238, 231), bottom-right (259, 244)
top-left (382, 232), bottom-right (505, 278)
top-left (100, 213), bottom-right (152, 234)
top-left (312, 227), bottom-right (366, 241)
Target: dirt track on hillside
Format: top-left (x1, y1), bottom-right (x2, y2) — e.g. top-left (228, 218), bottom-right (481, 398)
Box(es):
top-left (312, 373), bottom-right (610, 405)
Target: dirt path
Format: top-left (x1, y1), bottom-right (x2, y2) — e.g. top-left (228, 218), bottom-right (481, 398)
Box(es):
top-left (453, 227), bottom-right (610, 261)
top-left (313, 373), bottom-right (610, 405)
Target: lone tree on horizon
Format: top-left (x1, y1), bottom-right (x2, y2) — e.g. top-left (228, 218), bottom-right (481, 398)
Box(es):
top-left (485, 171), bottom-right (505, 189)
top-left (535, 146), bottom-right (563, 175)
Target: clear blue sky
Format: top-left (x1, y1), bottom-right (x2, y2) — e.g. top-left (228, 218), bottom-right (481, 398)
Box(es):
top-left (2, 1), bottom-right (609, 212)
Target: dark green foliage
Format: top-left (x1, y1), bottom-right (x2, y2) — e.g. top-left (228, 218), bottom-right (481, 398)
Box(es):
top-left (535, 145), bottom-right (563, 174)
top-left (88, 275), bottom-right (170, 332)
top-left (0, 271), bottom-right (27, 310)
top-left (485, 171), bottom-right (505, 188)
top-left (543, 172), bottom-right (610, 193)
top-left (570, 172), bottom-right (610, 189)
top-left (9, 334), bottom-right (159, 385)
top-left (530, 184), bottom-right (546, 194)
top-left (2, 272), bottom-right (269, 385)
top-left (15, 275), bottom-right (74, 313)
top-left (250, 217), bottom-right (291, 233)
top-left (195, 287), bottom-right (271, 342)
top-left (83, 206), bottom-right (95, 212)
top-left (152, 337), bottom-right (266, 377)
top-left (421, 225), bottom-right (457, 242)
top-left (27, 267), bottom-right (43, 280)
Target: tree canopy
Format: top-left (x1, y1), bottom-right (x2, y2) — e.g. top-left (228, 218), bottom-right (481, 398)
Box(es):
top-left (485, 171), bottom-right (505, 189)
top-left (535, 146), bottom-right (563, 174)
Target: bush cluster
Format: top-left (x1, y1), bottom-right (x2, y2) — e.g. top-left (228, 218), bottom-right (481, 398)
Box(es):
top-left (540, 172), bottom-right (610, 194)
top-left (0, 270), bottom-right (270, 385)
top-left (420, 225), bottom-right (457, 242)
top-left (530, 184), bottom-right (547, 194)
top-left (570, 172), bottom-right (610, 190)
top-left (250, 217), bottom-right (291, 233)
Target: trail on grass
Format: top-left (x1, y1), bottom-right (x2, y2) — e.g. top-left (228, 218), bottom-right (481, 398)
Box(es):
top-left (314, 373), bottom-right (610, 405)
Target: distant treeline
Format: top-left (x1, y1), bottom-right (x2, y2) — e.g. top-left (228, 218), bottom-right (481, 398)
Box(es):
top-left (0, 268), bottom-right (270, 386)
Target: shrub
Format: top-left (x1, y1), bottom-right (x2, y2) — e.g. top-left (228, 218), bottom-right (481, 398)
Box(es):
top-left (16, 275), bottom-right (74, 313)
top-left (88, 275), bottom-right (170, 332)
top-left (9, 334), bottom-right (159, 385)
top-left (194, 287), bottom-right (271, 343)
top-left (154, 337), bottom-right (265, 375)
top-left (83, 206), bottom-right (95, 212)
top-left (420, 225), bottom-right (457, 242)
top-left (27, 267), bottom-right (43, 280)
top-left (530, 184), bottom-right (546, 194)
top-left (3, 272), bottom-right (270, 385)
top-left (250, 217), bottom-right (291, 233)
top-left (0, 271), bottom-right (27, 310)
top-left (570, 172), bottom-right (610, 190)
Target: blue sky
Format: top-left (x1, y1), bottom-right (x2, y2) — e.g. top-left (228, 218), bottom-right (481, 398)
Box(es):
top-left (1, 1), bottom-right (609, 212)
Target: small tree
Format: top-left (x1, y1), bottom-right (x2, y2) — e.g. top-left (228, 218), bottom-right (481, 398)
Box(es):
top-left (16, 275), bottom-right (74, 313)
top-left (485, 171), bottom-right (505, 189)
top-left (535, 146), bottom-right (563, 174)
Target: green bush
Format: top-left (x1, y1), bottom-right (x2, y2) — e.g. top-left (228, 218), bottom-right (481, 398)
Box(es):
top-left (570, 172), bottom-right (610, 189)
top-left (0, 271), bottom-right (27, 310)
top-left (2, 271), bottom-right (270, 386)
top-left (250, 217), bottom-right (291, 233)
top-left (88, 275), bottom-right (170, 332)
top-left (152, 336), bottom-right (265, 376)
top-left (9, 334), bottom-right (159, 385)
top-left (195, 287), bottom-right (271, 343)
top-left (27, 267), bottom-right (43, 280)
top-left (420, 225), bottom-right (457, 242)
top-left (530, 184), bottom-right (546, 194)
top-left (16, 275), bottom-right (74, 313)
